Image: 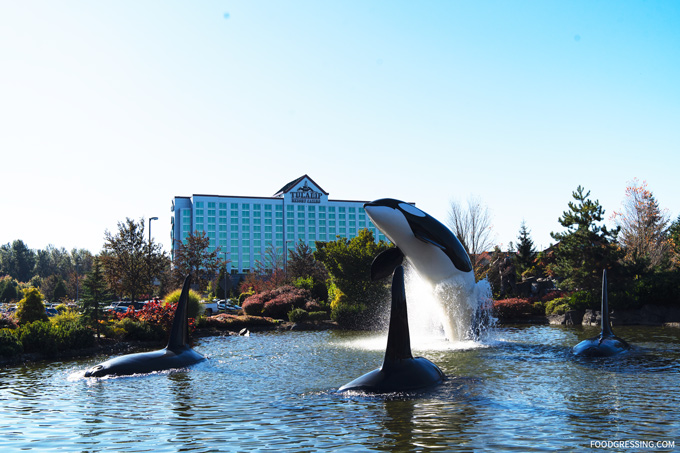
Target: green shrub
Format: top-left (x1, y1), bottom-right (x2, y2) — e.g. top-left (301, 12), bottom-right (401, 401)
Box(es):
top-left (331, 303), bottom-right (367, 329)
top-left (569, 290), bottom-right (597, 311)
top-left (51, 309), bottom-right (81, 326)
top-left (545, 297), bottom-right (571, 315)
top-left (164, 288), bottom-right (202, 319)
top-left (308, 311), bottom-right (329, 321)
top-left (18, 321), bottom-right (57, 355)
top-left (53, 321), bottom-right (95, 350)
top-left (288, 308), bottom-right (309, 323)
top-left (0, 329), bottom-right (22, 357)
top-left (113, 318), bottom-right (164, 342)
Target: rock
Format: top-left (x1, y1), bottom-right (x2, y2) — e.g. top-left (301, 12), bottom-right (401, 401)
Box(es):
top-left (582, 309), bottom-right (599, 326)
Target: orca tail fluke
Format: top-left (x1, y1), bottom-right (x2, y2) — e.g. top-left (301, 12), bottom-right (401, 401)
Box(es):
top-left (383, 265), bottom-right (413, 366)
top-left (601, 269), bottom-right (614, 338)
top-left (167, 275), bottom-right (191, 350)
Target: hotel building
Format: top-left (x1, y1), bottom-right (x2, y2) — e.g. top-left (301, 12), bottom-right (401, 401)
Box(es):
top-left (171, 175), bottom-right (389, 274)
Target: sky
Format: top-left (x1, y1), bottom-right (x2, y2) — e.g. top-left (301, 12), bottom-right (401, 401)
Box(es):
top-left (1, 1), bottom-right (679, 255)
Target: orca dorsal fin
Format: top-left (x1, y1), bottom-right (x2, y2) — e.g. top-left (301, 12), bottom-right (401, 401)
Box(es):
top-left (601, 269), bottom-right (614, 338)
top-left (167, 275), bottom-right (191, 350)
top-left (382, 265), bottom-right (413, 368)
top-left (371, 247), bottom-right (404, 281)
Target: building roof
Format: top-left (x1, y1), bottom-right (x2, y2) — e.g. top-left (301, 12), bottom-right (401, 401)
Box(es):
top-left (273, 174), bottom-right (329, 197)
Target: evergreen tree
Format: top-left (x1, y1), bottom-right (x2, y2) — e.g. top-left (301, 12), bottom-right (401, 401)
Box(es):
top-left (514, 221), bottom-right (537, 278)
top-left (550, 186), bottom-right (621, 292)
top-left (81, 258), bottom-right (111, 338)
top-left (15, 287), bottom-right (48, 324)
top-left (53, 278), bottom-right (68, 301)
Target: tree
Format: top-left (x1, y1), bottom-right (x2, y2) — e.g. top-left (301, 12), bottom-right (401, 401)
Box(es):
top-left (81, 258), bottom-right (111, 339)
top-left (612, 179), bottom-right (671, 270)
top-left (447, 196), bottom-right (495, 280)
top-left (286, 241), bottom-right (329, 302)
top-left (101, 218), bottom-right (165, 301)
top-left (314, 229), bottom-right (392, 328)
top-left (550, 185), bottom-right (620, 293)
top-left (172, 231), bottom-right (222, 292)
top-left (0, 240), bottom-right (36, 282)
top-left (0, 276), bottom-right (19, 303)
top-left (53, 278), bottom-right (68, 301)
top-left (669, 214), bottom-right (680, 269)
top-left (15, 287), bottom-right (48, 324)
top-left (514, 221), bottom-right (537, 278)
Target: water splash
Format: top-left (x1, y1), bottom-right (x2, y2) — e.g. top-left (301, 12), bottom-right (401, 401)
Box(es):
top-left (405, 265), bottom-right (495, 343)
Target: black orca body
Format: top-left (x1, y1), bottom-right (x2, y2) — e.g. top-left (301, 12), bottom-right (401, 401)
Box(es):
top-left (572, 270), bottom-right (631, 357)
top-left (338, 265), bottom-right (445, 393)
top-left (364, 198), bottom-right (476, 340)
top-left (85, 275), bottom-right (205, 377)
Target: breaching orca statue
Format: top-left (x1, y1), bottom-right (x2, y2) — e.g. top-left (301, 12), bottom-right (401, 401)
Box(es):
top-left (85, 275), bottom-right (205, 377)
top-left (338, 264), bottom-right (445, 393)
top-left (572, 270), bottom-right (630, 357)
top-left (363, 198), bottom-right (476, 340)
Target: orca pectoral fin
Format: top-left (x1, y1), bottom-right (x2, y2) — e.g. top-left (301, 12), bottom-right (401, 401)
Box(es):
top-left (411, 227), bottom-right (446, 250)
top-left (371, 247), bottom-right (404, 281)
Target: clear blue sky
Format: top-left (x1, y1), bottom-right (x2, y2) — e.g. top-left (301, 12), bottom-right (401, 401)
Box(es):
top-left (1, 1), bottom-right (678, 254)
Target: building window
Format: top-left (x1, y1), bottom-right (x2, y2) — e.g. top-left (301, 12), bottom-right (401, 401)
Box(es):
top-left (195, 202), bottom-right (204, 208)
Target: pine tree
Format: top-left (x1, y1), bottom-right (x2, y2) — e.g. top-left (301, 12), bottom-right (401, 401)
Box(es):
top-left (550, 186), bottom-right (621, 292)
top-left (514, 221), bottom-right (537, 278)
top-left (81, 258), bottom-right (111, 339)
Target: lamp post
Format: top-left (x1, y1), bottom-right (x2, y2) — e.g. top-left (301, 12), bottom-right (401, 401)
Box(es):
top-left (148, 216), bottom-right (158, 300)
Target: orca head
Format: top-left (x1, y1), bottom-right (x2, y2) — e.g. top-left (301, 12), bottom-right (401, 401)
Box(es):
top-left (364, 198), bottom-right (472, 283)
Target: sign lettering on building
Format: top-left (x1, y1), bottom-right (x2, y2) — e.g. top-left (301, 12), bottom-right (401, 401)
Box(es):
top-left (291, 181), bottom-right (322, 203)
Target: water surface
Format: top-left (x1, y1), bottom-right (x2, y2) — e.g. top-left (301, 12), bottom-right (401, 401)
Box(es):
top-left (1, 326), bottom-right (678, 452)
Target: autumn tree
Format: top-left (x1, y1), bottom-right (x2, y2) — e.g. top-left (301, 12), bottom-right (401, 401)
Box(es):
top-left (172, 231), bottom-right (222, 292)
top-left (101, 218), bottom-right (165, 301)
top-left (550, 186), bottom-right (620, 292)
top-left (612, 179), bottom-right (671, 270)
top-left (447, 196), bottom-right (495, 280)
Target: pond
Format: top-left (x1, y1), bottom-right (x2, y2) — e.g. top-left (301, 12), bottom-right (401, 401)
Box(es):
top-left (1, 325), bottom-right (679, 452)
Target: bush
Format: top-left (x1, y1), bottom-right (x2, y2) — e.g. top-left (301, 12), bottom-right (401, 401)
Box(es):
top-left (288, 308), bottom-right (309, 323)
top-left (308, 311), bottom-right (329, 321)
top-left (242, 286), bottom-right (313, 320)
top-left (569, 290), bottom-right (597, 311)
top-left (164, 288), bottom-right (202, 319)
top-left (493, 298), bottom-right (533, 318)
top-left (202, 314), bottom-right (280, 330)
top-left (16, 319), bottom-right (95, 356)
top-left (113, 317), bottom-right (165, 342)
top-left (18, 321), bottom-right (57, 355)
top-left (545, 297), bottom-right (571, 315)
top-left (0, 329), bottom-right (22, 357)
top-left (15, 288), bottom-right (48, 325)
top-left (331, 303), bottom-right (366, 329)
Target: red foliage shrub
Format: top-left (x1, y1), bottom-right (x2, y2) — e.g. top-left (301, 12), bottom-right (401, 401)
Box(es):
top-left (493, 298), bottom-right (533, 319)
top-left (242, 286), bottom-right (312, 319)
top-left (117, 301), bottom-right (196, 333)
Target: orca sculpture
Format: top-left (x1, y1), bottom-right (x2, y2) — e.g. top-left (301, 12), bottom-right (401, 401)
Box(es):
top-left (338, 264), bottom-right (445, 393)
top-left (85, 275), bottom-right (205, 377)
top-left (572, 270), bottom-right (631, 357)
top-left (364, 198), bottom-right (475, 340)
